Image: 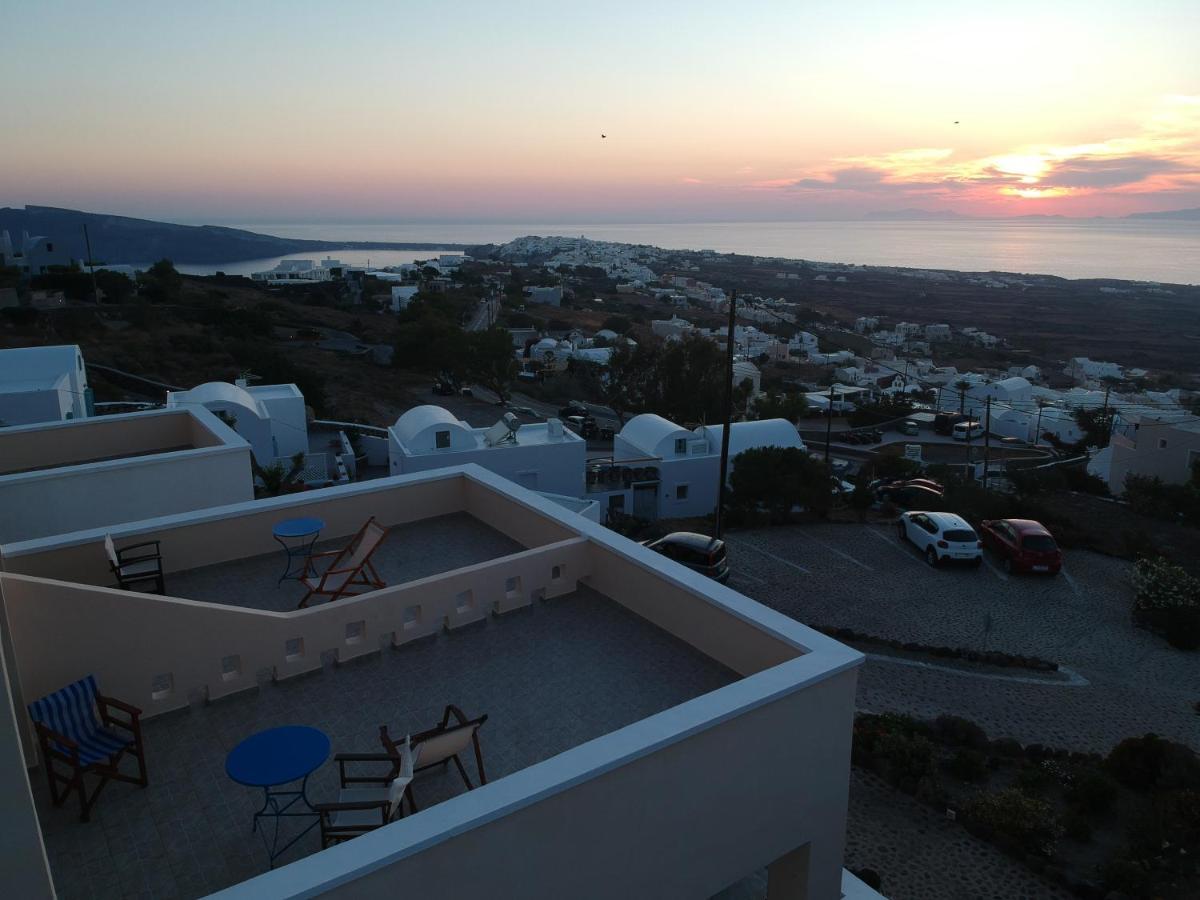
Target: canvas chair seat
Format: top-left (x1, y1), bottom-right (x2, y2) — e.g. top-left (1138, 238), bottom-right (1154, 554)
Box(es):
top-left (317, 736), bottom-right (416, 847)
top-left (27, 674), bottom-right (148, 821)
top-left (301, 568), bottom-right (352, 593)
top-left (116, 558), bottom-right (160, 578)
top-left (297, 517), bottom-right (389, 608)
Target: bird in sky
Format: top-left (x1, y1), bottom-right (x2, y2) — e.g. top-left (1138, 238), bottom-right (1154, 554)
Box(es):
top-left (954, 121), bottom-right (960, 125)
top-left (601, 133), bottom-right (607, 138)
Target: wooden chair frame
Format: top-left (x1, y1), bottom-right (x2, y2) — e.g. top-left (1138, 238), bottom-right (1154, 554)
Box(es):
top-left (297, 517), bottom-right (388, 608)
top-left (381, 705), bottom-right (488, 811)
top-left (314, 751), bottom-right (415, 847)
top-left (33, 692), bottom-right (148, 822)
top-left (105, 536), bottom-right (165, 595)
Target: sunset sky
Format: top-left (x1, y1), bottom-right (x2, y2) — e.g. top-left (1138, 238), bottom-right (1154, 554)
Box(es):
top-left (3, 0), bottom-right (1198, 222)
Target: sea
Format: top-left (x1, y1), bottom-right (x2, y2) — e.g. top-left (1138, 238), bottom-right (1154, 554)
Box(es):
top-left (182, 219), bottom-right (1199, 284)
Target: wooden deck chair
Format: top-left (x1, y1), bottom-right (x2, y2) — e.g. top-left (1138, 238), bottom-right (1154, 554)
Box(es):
top-left (315, 735), bottom-right (417, 847)
top-left (380, 705), bottom-right (487, 811)
top-left (28, 674), bottom-right (148, 822)
top-left (104, 534), bottom-right (165, 595)
top-left (297, 517), bottom-right (388, 608)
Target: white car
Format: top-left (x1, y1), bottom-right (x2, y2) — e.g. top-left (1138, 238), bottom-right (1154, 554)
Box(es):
top-left (952, 420), bottom-right (984, 441)
top-left (898, 511), bottom-right (983, 567)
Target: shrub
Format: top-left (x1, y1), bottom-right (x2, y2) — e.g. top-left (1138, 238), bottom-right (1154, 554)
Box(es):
top-left (1131, 557), bottom-right (1199, 614)
top-left (1015, 763), bottom-right (1054, 795)
top-left (876, 731), bottom-right (937, 785)
top-left (933, 715), bottom-right (989, 749)
top-left (1165, 606), bottom-right (1200, 650)
top-left (1065, 769), bottom-right (1118, 815)
top-left (1107, 733), bottom-right (1200, 792)
top-left (943, 748), bottom-right (989, 783)
top-left (1060, 809), bottom-right (1093, 843)
top-left (1100, 859), bottom-right (1152, 897)
top-left (963, 789), bottom-right (1063, 856)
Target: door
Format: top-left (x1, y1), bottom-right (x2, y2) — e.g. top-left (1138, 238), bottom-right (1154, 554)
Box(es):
top-left (633, 484), bottom-right (657, 519)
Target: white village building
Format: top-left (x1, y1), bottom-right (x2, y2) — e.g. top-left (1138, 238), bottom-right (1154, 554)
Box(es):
top-left (0, 344), bottom-right (92, 427)
top-left (387, 405), bottom-right (586, 497)
top-left (166, 381), bottom-right (308, 465)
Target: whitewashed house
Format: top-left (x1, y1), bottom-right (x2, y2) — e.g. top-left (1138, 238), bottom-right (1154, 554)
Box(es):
top-left (0, 344), bottom-right (91, 426)
top-left (598, 414), bottom-right (804, 520)
top-left (166, 381), bottom-right (308, 465)
top-left (390, 284), bottom-right (420, 312)
top-left (387, 405), bottom-right (585, 496)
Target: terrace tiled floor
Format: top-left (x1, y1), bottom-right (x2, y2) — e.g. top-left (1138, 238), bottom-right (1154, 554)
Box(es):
top-left (166, 512), bottom-right (525, 612)
top-left (34, 586), bottom-right (738, 900)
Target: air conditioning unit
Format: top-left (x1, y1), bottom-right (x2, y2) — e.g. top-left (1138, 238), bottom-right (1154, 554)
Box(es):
top-left (547, 418), bottom-right (564, 438)
top-left (688, 440), bottom-right (708, 455)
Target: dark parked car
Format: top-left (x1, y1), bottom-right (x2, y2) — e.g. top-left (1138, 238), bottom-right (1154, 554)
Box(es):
top-left (432, 381), bottom-right (456, 396)
top-left (641, 532), bottom-right (730, 584)
top-left (934, 413), bottom-right (968, 435)
top-left (978, 518), bottom-right (1063, 574)
top-left (875, 479), bottom-right (947, 510)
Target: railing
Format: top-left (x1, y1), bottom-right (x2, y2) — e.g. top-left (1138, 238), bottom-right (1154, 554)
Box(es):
top-left (1, 537), bottom-right (590, 717)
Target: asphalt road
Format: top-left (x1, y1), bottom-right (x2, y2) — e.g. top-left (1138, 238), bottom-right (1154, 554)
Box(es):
top-left (723, 521), bottom-right (1200, 754)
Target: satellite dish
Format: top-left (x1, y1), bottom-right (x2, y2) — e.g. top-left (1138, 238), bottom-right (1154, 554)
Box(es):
top-left (484, 415), bottom-right (521, 447)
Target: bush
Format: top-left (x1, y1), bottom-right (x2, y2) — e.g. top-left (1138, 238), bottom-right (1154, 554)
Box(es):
top-left (943, 748), bottom-right (989, 783)
top-left (1015, 763), bottom-right (1054, 795)
top-left (1065, 769), bottom-right (1118, 815)
top-left (1132, 557), bottom-right (1200, 614)
top-left (1100, 858), bottom-right (1151, 897)
top-left (1060, 809), bottom-right (1093, 843)
top-left (876, 730), bottom-right (937, 785)
top-left (1165, 605), bottom-right (1200, 650)
top-left (933, 715), bottom-right (989, 749)
top-left (1107, 734), bottom-right (1200, 792)
top-left (963, 789), bottom-right (1063, 856)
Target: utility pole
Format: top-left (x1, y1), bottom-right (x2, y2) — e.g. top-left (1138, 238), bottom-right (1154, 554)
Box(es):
top-left (982, 397), bottom-right (992, 491)
top-left (714, 290), bottom-right (737, 540)
top-left (82, 224), bottom-right (99, 303)
top-left (824, 383), bottom-right (838, 463)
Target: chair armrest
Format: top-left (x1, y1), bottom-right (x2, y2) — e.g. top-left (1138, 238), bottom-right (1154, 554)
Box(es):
top-left (117, 540), bottom-right (161, 557)
top-left (97, 694), bottom-right (142, 718)
top-left (314, 800), bottom-right (388, 812)
top-left (335, 752), bottom-right (398, 787)
top-left (117, 552), bottom-right (162, 566)
top-left (335, 752), bottom-right (395, 762)
top-left (308, 549), bottom-right (343, 559)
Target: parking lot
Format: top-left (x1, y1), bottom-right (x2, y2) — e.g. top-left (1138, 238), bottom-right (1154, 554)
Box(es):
top-left (724, 521), bottom-right (1200, 754)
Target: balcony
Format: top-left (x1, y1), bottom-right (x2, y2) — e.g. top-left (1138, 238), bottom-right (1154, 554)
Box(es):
top-left (0, 466), bottom-right (866, 900)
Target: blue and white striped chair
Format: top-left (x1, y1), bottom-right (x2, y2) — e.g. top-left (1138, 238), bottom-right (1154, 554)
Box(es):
top-left (28, 675), bottom-right (148, 821)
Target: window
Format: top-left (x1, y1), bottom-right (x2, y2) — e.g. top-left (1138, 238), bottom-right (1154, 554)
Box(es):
top-left (435, 430), bottom-right (451, 449)
top-left (674, 438), bottom-right (688, 455)
top-left (676, 484), bottom-right (690, 501)
top-left (608, 495), bottom-right (625, 511)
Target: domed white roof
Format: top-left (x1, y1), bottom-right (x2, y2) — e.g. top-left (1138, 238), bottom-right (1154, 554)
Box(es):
top-left (391, 405), bottom-right (475, 452)
top-left (696, 418), bottom-right (805, 460)
top-left (618, 414), bottom-right (694, 456)
top-left (178, 382), bottom-right (264, 419)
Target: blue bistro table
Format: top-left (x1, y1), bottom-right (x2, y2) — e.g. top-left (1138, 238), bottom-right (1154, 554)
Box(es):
top-left (226, 726), bottom-right (331, 868)
top-left (272, 517), bottom-right (325, 586)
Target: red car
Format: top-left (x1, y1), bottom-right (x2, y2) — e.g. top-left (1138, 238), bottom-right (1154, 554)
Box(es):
top-left (978, 519), bottom-right (1063, 575)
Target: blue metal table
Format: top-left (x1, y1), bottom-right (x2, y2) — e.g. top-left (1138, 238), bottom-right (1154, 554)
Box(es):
top-left (272, 517), bottom-right (324, 586)
top-left (226, 725), bottom-right (331, 867)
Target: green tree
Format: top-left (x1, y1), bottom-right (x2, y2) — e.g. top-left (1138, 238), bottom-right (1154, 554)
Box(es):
top-left (94, 269), bottom-right (136, 303)
top-left (752, 391), bottom-right (809, 423)
top-left (1073, 407), bottom-right (1115, 448)
top-left (602, 315), bottom-right (632, 334)
top-left (468, 327), bottom-right (519, 402)
top-left (139, 259), bottom-right (183, 303)
top-left (729, 446), bottom-right (833, 522)
top-left (602, 340), bottom-right (662, 424)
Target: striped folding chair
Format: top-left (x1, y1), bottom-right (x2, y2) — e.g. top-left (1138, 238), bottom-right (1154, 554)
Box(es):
top-left (28, 675), bottom-right (148, 822)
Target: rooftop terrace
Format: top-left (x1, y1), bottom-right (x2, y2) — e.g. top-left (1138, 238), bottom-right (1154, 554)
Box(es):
top-left (1, 467), bottom-right (866, 900)
top-left (35, 585), bottom-right (736, 899)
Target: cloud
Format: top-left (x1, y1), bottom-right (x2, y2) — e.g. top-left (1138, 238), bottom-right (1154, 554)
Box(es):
top-left (749, 95), bottom-right (1200, 208)
top-left (1036, 156), bottom-right (1188, 188)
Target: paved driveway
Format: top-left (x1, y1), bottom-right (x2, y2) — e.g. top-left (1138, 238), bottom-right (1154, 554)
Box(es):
top-left (725, 522), bottom-right (1200, 754)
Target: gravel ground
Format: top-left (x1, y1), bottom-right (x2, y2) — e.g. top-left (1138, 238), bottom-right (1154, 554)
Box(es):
top-left (714, 520), bottom-right (1200, 898)
top-left (725, 521), bottom-right (1200, 754)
